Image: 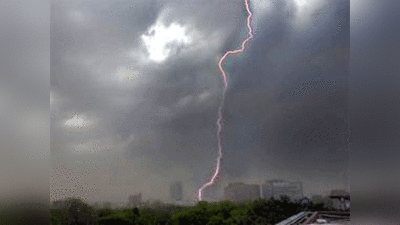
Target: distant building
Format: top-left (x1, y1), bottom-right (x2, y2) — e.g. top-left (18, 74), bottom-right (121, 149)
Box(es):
top-left (329, 189), bottom-right (350, 211)
top-left (224, 182), bottom-right (260, 202)
top-left (127, 193), bottom-right (142, 208)
top-left (262, 179), bottom-right (303, 200)
top-left (170, 181), bottom-right (183, 202)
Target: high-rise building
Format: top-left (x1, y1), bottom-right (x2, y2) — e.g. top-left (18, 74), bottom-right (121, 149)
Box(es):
top-left (262, 179), bottom-right (303, 200)
top-left (223, 182), bottom-right (260, 202)
top-left (170, 181), bottom-right (183, 202)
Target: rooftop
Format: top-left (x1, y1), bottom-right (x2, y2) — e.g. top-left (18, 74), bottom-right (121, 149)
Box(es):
top-left (276, 211), bottom-right (350, 225)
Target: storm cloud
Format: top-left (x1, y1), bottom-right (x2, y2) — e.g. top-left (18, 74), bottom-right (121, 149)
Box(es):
top-left (51, 0), bottom-right (350, 203)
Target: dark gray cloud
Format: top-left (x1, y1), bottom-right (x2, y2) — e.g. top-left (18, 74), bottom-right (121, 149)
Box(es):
top-left (51, 0), bottom-right (350, 203)
top-left (1, 0), bottom-right (398, 223)
top-left (217, 0), bottom-right (350, 181)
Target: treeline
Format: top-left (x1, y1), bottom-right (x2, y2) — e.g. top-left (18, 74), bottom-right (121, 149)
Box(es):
top-left (50, 196), bottom-right (334, 225)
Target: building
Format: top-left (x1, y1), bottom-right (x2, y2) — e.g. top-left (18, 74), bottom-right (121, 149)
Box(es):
top-left (127, 193), bottom-right (142, 208)
top-left (329, 189), bottom-right (350, 211)
top-left (170, 181), bottom-right (183, 202)
top-left (223, 182), bottom-right (260, 202)
top-left (262, 179), bottom-right (303, 200)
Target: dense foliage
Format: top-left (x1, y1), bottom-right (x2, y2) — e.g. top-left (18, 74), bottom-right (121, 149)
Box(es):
top-left (50, 196), bottom-right (335, 225)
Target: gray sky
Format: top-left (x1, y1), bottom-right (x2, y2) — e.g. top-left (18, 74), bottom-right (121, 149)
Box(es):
top-left (51, 0), bottom-right (350, 204)
top-left (0, 0), bottom-right (49, 223)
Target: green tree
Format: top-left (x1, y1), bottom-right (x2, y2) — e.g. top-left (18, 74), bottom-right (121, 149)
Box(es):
top-left (170, 201), bottom-right (209, 225)
top-left (51, 208), bottom-right (65, 225)
top-left (225, 207), bottom-right (247, 225)
top-left (243, 196), bottom-right (304, 225)
top-left (136, 206), bottom-right (172, 225)
top-left (97, 202), bottom-right (113, 219)
top-left (50, 197), bottom-right (97, 225)
top-left (97, 217), bottom-right (131, 225)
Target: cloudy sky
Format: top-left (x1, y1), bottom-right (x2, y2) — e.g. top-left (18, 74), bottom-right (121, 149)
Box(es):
top-left (51, 0), bottom-right (350, 204)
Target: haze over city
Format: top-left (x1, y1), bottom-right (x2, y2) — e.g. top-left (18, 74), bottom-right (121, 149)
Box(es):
top-left (51, 0), bottom-right (350, 205)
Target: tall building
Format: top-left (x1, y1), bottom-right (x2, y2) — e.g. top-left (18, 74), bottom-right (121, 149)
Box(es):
top-left (262, 179), bottom-right (303, 200)
top-left (224, 182), bottom-right (260, 202)
top-left (170, 181), bottom-right (183, 202)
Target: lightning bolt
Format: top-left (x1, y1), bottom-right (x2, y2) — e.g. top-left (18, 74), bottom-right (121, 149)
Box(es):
top-left (198, 0), bottom-right (253, 201)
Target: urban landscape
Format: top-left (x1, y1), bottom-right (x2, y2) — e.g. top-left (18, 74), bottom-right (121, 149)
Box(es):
top-left (51, 179), bottom-right (350, 224)
top-left (49, 0), bottom-right (351, 224)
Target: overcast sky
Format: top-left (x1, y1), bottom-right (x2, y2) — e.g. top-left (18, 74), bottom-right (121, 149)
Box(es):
top-left (51, 0), bottom-right (350, 204)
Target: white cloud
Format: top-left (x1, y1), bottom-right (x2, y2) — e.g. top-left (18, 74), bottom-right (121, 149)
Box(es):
top-left (114, 66), bottom-right (140, 82)
top-left (60, 112), bottom-right (104, 139)
top-left (65, 113), bottom-right (89, 128)
top-left (252, 0), bottom-right (333, 34)
top-left (294, 0), bottom-right (308, 7)
top-left (141, 20), bottom-right (192, 63)
top-left (198, 91), bottom-right (211, 102)
top-left (177, 95), bottom-right (194, 107)
top-left (290, 0), bottom-right (333, 32)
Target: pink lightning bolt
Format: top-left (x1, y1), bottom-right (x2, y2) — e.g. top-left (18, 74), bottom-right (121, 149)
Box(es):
top-left (198, 0), bottom-right (253, 201)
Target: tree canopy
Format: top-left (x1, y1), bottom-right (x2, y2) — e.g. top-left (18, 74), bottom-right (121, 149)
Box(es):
top-left (51, 195), bottom-right (336, 225)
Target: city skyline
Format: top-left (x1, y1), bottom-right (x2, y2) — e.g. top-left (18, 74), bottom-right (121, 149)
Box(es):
top-left (71, 178), bottom-right (348, 205)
